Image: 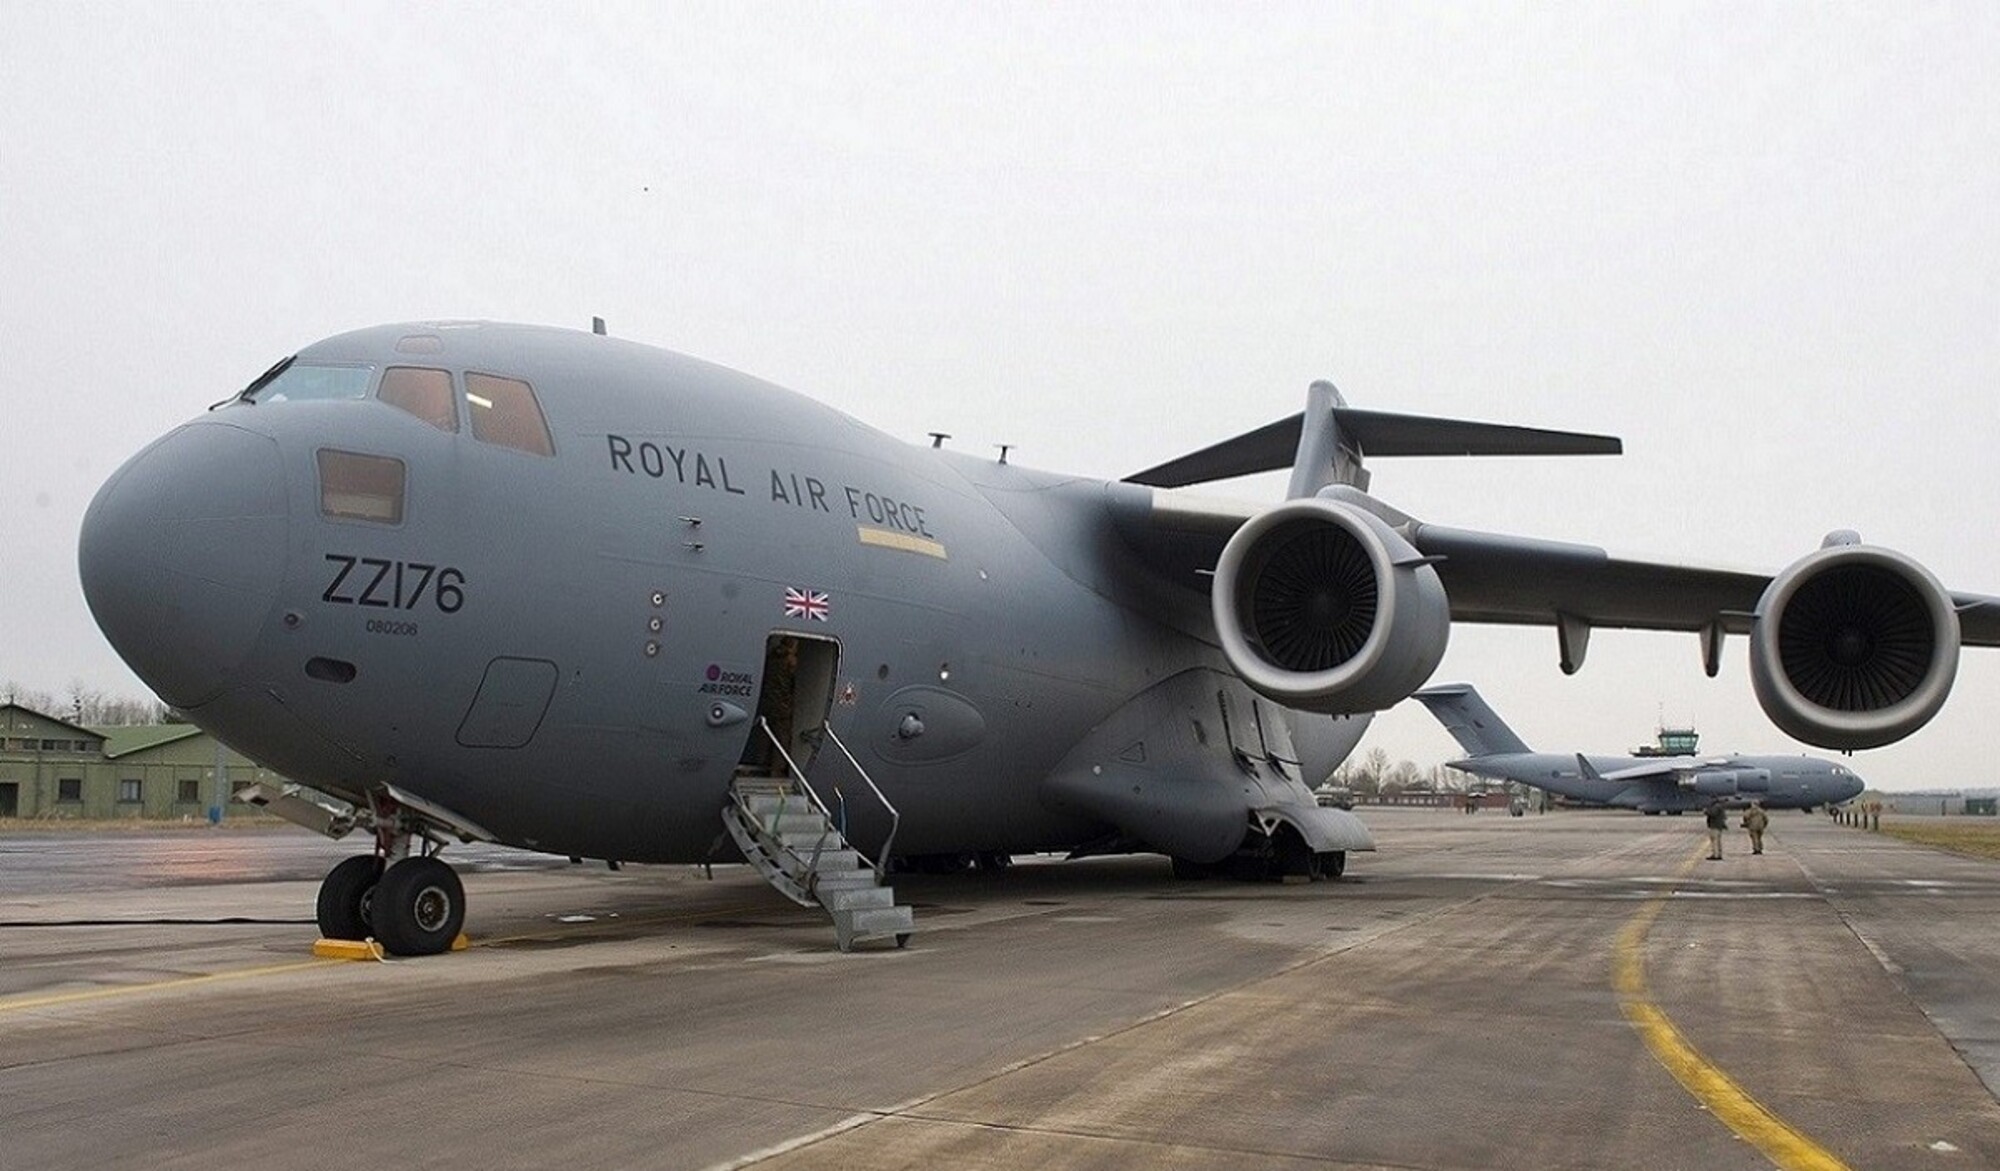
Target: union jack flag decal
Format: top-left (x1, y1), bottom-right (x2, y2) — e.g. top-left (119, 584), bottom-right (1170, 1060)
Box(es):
top-left (783, 586), bottom-right (830, 621)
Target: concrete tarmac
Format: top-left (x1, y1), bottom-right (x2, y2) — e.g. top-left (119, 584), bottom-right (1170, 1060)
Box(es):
top-left (3, 810), bottom-right (1998, 1170)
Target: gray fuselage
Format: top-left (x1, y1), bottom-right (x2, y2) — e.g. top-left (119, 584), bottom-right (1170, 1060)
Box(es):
top-left (78, 322), bottom-right (1365, 862)
top-left (1454, 753), bottom-right (1863, 812)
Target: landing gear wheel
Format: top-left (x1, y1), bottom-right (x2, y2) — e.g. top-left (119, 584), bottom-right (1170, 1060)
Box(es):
top-left (895, 933), bottom-right (911, 948)
top-left (1271, 826), bottom-right (1315, 881)
top-left (371, 856), bottom-right (466, 956)
top-left (1315, 850), bottom-right (1346, 879)
top-left (316, 854), bottom-right (384, 940)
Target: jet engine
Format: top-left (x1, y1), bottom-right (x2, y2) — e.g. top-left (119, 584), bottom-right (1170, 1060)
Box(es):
top-left (1212, 498), bottom-right (1450, 716)
top-left (1749, 542), bottom-right (1960, 750)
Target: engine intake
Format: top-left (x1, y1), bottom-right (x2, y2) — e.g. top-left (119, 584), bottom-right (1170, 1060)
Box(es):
top-left (1212, 498), bottom-right (1450, 715)
top-left (1750, 544), bottom-right (1960, 750)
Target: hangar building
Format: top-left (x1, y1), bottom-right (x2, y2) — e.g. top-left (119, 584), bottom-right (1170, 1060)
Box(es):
top-left (0, 702), bottom-right (286, 820)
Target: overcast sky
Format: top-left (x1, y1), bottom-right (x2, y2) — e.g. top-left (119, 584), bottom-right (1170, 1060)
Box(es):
top-left (5, 3), bottom-right (1998, 790)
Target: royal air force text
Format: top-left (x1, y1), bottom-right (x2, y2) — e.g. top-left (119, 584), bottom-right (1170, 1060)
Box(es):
top-left (606, 434), bottom-right (935, 539)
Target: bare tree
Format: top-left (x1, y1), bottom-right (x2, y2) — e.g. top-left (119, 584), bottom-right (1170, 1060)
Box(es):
top-left (1351, 746), bottom-right (1391, 795)
top-left (3, 679), bottom-right (168, 726)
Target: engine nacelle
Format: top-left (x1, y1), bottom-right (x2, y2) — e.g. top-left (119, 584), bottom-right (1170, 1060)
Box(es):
top-left (1750, 544), bottom-right (1960, 750)
top-left (1212, 498), bottom-right (1450, 716)
top-left (1681, 769), bottom-right (1769, 797)
top-left (1686, 773), bottom-right (1740, 797)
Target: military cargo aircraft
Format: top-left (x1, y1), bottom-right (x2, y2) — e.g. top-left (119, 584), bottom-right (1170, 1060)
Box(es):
top-left (76, 321), bottom-right (2000, 953)
top-left (1413, 683), bottom-right (1866, 813)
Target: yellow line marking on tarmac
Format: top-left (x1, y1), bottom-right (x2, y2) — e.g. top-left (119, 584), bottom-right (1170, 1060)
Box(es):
top-left (1614, 846), bottom-right (1851, 1171)
top-left (0, 957), bottom-right (340, 1016)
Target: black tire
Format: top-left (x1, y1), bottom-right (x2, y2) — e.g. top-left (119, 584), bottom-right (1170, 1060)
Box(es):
top-left (316, 854), bottom-right (384, 940)
top-left (1271, 826), bottom-right (1315, 880)
top-left (371, 857), bottom-right (466, 956)
top-left (1171, 856), bottom-right (1216, 880)
top-left (1315, 850), bottom-right (1347, 879)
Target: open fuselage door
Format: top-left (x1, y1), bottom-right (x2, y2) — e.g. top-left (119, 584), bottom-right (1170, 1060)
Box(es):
top-left (737, 633), bottom-right (840, 778)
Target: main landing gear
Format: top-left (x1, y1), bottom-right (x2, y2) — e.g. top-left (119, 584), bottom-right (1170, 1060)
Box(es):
top-left (1172, 824), bottom-right (1347, 882)
top-left (315, 795), bottom-right (467, 956)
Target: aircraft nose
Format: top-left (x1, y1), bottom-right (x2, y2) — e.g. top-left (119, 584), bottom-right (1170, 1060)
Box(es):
top-left (79, 422), bottom-right (289, 708)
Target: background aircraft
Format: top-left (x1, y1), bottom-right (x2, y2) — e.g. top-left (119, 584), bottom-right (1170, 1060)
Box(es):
top-left (76, 321), bottom-right (1999, 952)
top-left (1413, 683), bottom-right (1865, 813)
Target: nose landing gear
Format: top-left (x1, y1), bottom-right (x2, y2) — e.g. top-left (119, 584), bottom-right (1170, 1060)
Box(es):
top-left (312, 788), bottom-right (483, 957)
top-left (316, 853), bottom-right (467, 956)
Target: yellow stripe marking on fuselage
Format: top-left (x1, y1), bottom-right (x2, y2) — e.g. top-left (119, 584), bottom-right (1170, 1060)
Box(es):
top-left (856, 526), bottom-right (948, 559)
top-left (1614, 849), bottom-right (1851, 1171)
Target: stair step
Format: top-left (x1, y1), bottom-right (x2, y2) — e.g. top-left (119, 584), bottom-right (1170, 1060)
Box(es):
top-left (776, 829), bottom-right (842, 850)
top-left (757, 813), bottom-right (829, 836)
top-left (742, 795), bottom-right (814, 817)
top-left (804, 847), bottom-right (876, 875)
top-left (836, 904), bottom-right (914, 937)
top-left (819, 885), bottom-right (894, 912)
top-left (785, 847), bottom-right (863, 872)
top-left (810, 868), bottom-right (881, 892)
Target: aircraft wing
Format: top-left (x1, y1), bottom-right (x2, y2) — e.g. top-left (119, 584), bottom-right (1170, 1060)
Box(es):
top-left (1124, 486), bottom-right (2000, 647)
top-left (1115, 393), bottom-right (1998, 750)
top-left (1595, 757), bottom-right (1732, 782)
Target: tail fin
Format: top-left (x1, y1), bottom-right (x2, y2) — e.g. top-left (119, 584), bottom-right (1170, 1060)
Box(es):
top-left (1411, 684), bottom-right (1533, 758)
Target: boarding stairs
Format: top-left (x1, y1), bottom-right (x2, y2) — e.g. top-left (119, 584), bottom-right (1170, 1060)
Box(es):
top-left (721, 721), bottom-right (913, 952)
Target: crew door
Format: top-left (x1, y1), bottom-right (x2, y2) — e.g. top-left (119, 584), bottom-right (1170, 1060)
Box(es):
top-left (737, 633), bottom-right (840, 777)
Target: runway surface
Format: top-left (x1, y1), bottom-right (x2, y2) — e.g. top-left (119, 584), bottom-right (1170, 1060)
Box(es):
top-left (3, 809), bottom-right (1998, 1169)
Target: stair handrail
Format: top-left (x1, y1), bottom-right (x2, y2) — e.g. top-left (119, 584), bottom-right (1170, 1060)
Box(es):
top-left (818, 723), bottom-right (900, 881)
top-left (755, 718), bottom-right (835, 879)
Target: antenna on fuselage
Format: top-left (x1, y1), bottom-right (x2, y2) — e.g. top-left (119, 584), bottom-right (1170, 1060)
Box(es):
top-left (592, 316), bottom-right (608, 336)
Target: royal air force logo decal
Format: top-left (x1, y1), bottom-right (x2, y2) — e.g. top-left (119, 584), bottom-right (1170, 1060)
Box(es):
top-left (783, 586), bottom-right (830, 621)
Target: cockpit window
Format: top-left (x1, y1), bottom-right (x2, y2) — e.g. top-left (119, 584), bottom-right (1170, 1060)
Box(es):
top-left (465, 372), bottom-right (554, 457)
top-left (245, 362), bottom-right (374, 404)
top-left (317, 449), bottom-right (406, 524)
top-left (378, 367), bottom-right (459, 433)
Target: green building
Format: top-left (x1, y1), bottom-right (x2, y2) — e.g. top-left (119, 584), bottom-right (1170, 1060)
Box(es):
top-left (0, 702), bottom-right (287, 820)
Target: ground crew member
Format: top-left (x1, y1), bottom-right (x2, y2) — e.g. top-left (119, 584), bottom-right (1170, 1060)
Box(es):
top-left (1742, 801), bottom-right (1769, 855)
top-left (1704, 803), bottom-right (1728, 860)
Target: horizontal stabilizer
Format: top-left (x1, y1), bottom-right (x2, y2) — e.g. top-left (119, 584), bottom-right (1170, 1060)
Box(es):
top-left (1127, 407), bottom-right (1621, 488)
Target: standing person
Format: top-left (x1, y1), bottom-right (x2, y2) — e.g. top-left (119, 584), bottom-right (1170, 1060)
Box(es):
top-left (1704, 803), bottom-right (1727, 861)
top-left (1742, 802), bottom-right (1770, 855)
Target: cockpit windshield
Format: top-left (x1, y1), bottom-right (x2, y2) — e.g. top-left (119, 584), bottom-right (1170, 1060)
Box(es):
top-left (242, 361), bottom-right (375, 405)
